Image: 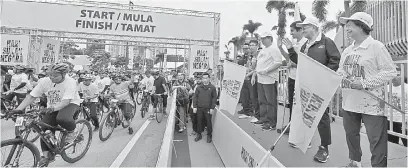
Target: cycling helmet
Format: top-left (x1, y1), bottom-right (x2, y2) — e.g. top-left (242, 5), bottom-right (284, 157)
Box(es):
top-left (84, 74), bottom-right (93, 80)
top-left (49, 63), bottom-right (70, 74)
top-left (14, 65), bottom-right (26, 70)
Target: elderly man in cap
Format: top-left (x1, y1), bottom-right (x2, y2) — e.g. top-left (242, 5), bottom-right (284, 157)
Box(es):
top-left (251, 31), bottom-right (283, 131)
top-left (281, 17), bottom-right (340, 163)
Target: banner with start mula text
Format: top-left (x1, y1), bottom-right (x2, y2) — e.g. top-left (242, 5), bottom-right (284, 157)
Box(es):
top-left (41, 38), bottom-right (60, 66)
top-left (219, 61), bottom-right (246, 115)
top-left (288, 53), bottom-right (341, 153)
top-left (1, 34), bottom-right (29, 66)
top-left (189, 45), bottom-right (213, 77)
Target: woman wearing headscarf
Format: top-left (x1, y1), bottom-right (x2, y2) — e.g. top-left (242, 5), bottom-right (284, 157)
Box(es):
top-left (337, 12), bottom-right (398, 167)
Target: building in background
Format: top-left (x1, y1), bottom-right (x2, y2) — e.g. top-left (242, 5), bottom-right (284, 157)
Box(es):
top-left (366, 0), bottom-right (407, 61)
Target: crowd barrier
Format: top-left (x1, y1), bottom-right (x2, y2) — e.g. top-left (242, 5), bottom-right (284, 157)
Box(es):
top-left (155, 92), bottom-right (177, 167)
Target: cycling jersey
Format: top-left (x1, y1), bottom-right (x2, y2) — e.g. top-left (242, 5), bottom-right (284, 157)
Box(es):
top-left (78, 82), bottom-right (99, 102)
top-left (110, 81), bottom-right (134, 106)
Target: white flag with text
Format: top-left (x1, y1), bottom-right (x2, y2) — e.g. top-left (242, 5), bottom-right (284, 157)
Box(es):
top-left (288, 53), bottom-right (342, 153)
top-left (219, 61), bottom-right (246, 115)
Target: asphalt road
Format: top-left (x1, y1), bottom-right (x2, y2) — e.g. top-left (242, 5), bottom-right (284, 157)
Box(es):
top-left (1, 103), bottom-right (169, 167)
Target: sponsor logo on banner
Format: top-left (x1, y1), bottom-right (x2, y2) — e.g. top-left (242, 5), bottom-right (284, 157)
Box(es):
top-left (189, 45), bottom-right (214, 76)
top-left (0, 34), bottom-right (29, 66)
top-left (219, 61), bottom-right (246, 115)
top-left (288, 53), bottom-right (341, 153)
top-left (1, 1), bottom-right (215, 41)
top-left (41, 38), bottom-right (60, 66)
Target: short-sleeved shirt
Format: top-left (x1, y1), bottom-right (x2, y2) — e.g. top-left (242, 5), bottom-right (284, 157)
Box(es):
top-left (78, 83), bottom-right (99, 102)
top-left (30, 76), bottom-right (81, 107)
top-left (255, 44), bottom-right (283, 84)
top-left (10, 73), bottom-right (29, 93)
top-left (110, 81), bottom-right (134, 105)
top-left (154, 76), bottom-right (166, 94)
top-left (95, 77), bottom-right (111, 92)
top-left (140, 76), bottom-right (155, 91)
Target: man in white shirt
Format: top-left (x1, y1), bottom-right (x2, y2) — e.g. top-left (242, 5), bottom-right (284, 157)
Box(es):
top-left (78, 74), bottom-right (100, 131)
top-left (4, 65), bottom-right (29, 105)
top-left (251, 32), bottom-right (283, 131)
top-left (277, 21), bottom-right (308, 134)
top-left (139, 71), bottom-right (155, 92)
top-left (95, 71), bottom-right (111, 109)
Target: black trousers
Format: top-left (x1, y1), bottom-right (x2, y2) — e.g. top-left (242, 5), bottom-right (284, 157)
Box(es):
top-left (196, 108), bottom-right (212, 136)
top-left (41, 104), bottom-right (78, 152)
top-left (287, 78), bottom-right (295, 122)
top-left (241, 80), bottom-right (252, 114)
top-left (318, 108), bottom-right (332, 147)
top-left (343, 110), bottom-right (388, 167)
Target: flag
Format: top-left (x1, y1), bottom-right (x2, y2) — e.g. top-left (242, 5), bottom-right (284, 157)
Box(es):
top-left (129, 1), bottom-right (134, 9)
top-left (219, 61), bottom-right (246, 115)
top-left (288, 53), bottom-right (342, 153)
top-left (294, 1), bottom-right (301, 22)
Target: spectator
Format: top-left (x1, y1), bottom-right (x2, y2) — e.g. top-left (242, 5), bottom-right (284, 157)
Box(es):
top-left (173, 73), bottom-right (191, 133)
top-left (251, 32), bottom-right (283, 131)
top-left (276, 21), bottom-right (308, 134)
top-left (388, 75), bottom-right (407, 147)
top-left (248, 40), bottom-right (261, 123)
top-left (282, 16), bottom-right (341, 163)
top-left (337, 12), bottom-right (397, 167)
top-left (193, 72), bottom-right (217, 143)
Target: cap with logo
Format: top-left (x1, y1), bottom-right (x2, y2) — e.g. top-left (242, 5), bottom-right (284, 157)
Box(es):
top-left (296, 17), bottom-right (320, 28)
top-left (260, 31), bottom-right (274, 38)
top-left (339, 12), bottom-right (373, 28)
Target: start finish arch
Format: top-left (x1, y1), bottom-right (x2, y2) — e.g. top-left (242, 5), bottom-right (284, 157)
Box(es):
top-left (0, 0), bottom-right (220, 75)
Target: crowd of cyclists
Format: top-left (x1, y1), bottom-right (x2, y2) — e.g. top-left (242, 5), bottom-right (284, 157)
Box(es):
top-left (0, 62), bottom-right (212, 167)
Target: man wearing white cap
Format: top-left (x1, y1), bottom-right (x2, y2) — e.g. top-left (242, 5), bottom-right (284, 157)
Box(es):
top-left (337, 12), bottom-right (397, 167)
top-left (251, 31), bottom-right (283, 131)
top-left (282, 16), bottom-right (341, 163)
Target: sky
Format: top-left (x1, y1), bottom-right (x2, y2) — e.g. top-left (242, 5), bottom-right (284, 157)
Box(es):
top-left (92, 0), bottom-right (345, 58)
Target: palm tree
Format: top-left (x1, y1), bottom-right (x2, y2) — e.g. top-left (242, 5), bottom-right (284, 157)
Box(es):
top-left (243, 20), bottom-right (262, 38)
top-left (312, 0), bottom-right (368, 33)
top-left (266, 0), bottom-right (296, 38)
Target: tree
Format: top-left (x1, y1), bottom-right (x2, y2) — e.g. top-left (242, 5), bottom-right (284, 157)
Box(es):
top-left (88, 51), bottom-right (111, 72)
top-left (111, 56), bottom-right (129, 70)
top-left (243, 20), bottom-right (262, 38)
top-left (266, 0), bottom-right (296, 38)
top-left (312, 0), bottom-right (367, 33)
top-left (228, 32), bottom-right (248, 60)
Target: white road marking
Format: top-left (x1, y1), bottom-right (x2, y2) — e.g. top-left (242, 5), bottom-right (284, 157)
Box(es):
top-left (110, 119), bottom-right (151, 167)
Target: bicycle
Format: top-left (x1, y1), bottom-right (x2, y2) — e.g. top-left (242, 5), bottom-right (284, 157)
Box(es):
top-left (153, 94), bottom-right (165, 123)
top-left (139, 90), bottom-right (151, 118)
top-left (1, 109), bottom-right (93, 167)
top-left (73, 99), bottom-right (103, 127)
top-left (135, 89), bottom-right (144, 105)
top-left (98, 98), bottom-right (135, 141)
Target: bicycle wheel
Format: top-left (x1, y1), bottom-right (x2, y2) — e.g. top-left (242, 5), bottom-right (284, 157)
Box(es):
top-left (99, 112), bottom-right (116, 141)
top-left (15, 127), bottom-right (40, 143)
top-left (156, 102), bottom-right (164, 123)
top-left (60, 119), bottom-right (92, 163)
top-left (136, 92), bottom-right (143, 105)
top-left (140, 104), bottom-right (146, 118)
top-left (1, 138), bottom-right (40, 167)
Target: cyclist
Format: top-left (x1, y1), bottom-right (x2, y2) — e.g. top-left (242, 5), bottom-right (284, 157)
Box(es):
top-left (78, 74), bottom-right (100, 131)
top-left (12, 63), bottom-right (81, 166)
top-left (4, 65), bottom-right (29, 105)
top-left (150, 70), bottom-right (169, 119)
top-left (108, 74), bottom-right (135, 133)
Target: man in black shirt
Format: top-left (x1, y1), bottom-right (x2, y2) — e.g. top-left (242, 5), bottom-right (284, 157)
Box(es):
top-left (151, 71), bottom-right (169, 117)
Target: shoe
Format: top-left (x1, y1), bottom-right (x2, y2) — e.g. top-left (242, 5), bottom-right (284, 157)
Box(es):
top-left (289, 142), bottom-right (312, 149)
top-left (239, 114), bottom-right (250, 119)
top-left (314, 146), bottom-right (329, 163)
top-left (194, 134), bottom-right (202, 142)
top-left (254, 121), bottom-right (264, 125)
top-left (38, 156), bottom-right (50, 167)
top-left (344, 160), bottom-right (362, 168)
top-left (261, 124), bottom-right (276, 131)
top-left (277, 125), bottom-right (290, 134)
top-left (207, 135), bottom-right (212, 143)
top-left (65, 131), bottom-right (77, 144)
top-left (148, 115), bottom-right (155, 120)
top-left (178, 128), bottom-right (184, 133)
top-left (237, 110), bottom-right (245, 114)
top-left (250, 117), bottom-right (258, 123)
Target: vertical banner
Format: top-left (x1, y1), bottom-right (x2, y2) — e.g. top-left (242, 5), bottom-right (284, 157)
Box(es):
top-left (189, 45), bottom-right (214, 77)
top-left (1, 34), bottom-right (29, 66)
top-left (41, 38), bottom-right (60, 66)
top-left (219, 61), bottom-right (246, 115)
top-left (128, 46), bottom-right (134, 69)
top-left (288, 53), bottom-right (342, 153)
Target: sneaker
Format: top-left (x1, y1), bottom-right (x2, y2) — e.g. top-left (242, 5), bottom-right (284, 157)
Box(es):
top-left (194, 134), bottom-right (202, 142)
top-left (344, 160), bottom-right (362, 168)
top-left (289, 142), bottom-right (312, 149)
top-left (178, 128), bottom-right (184, 133)
top-left (250, 117), bottom-right (258, 123)
top-left (254, 121), bottom-right (264, 125)
top-left (239, 114), bottom-right (250, 119)
top-left (148, 114), bottom-right (155, 120)
top-left (314, 146), bottom-right (329, 163)
top-left (38, 156), bottom-right (50, 167)
top-left (261, 124), bottom-right (276, 131)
